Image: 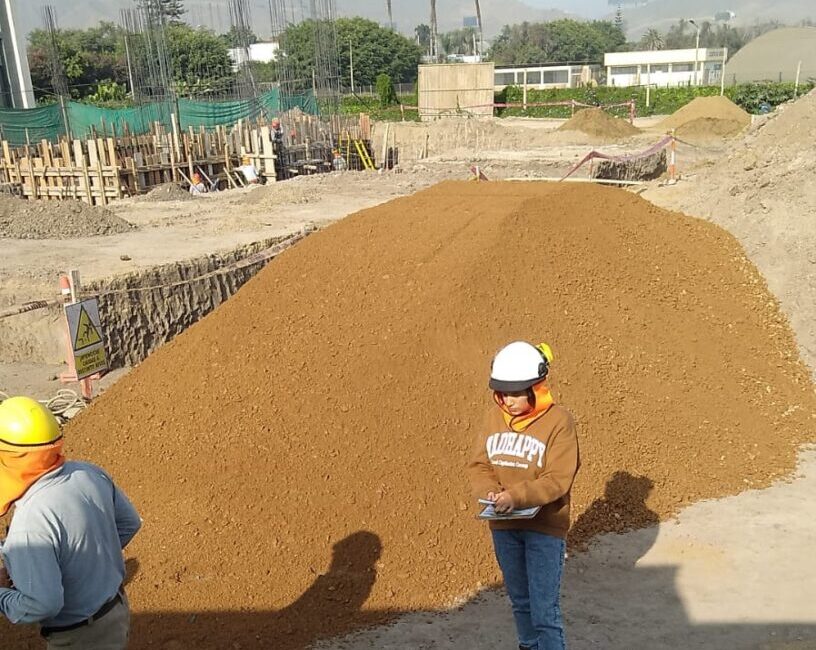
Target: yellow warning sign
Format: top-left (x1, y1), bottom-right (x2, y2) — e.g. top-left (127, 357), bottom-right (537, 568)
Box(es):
top-left (75, 347), bottom-right (107, 378)
top-left (74, 305), bottom-right (103, 351)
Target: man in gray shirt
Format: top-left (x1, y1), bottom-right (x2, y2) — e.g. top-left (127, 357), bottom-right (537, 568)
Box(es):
top-left (0, 396), bottom-right (141, 648)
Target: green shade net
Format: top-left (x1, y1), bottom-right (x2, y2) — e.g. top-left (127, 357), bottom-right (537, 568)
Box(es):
top-left (67, 101), bottom-right (174, 138)
top-left (0, 104), bottom-right (63, 145)
top-left (0, 90), bottom-right (318, 145)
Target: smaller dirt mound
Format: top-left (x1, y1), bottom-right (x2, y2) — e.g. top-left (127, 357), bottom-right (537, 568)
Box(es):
top-left (0, 195), bottom-right (135, 239)
top-left (558, 108), bottom-right (641, 139)
top-left (660, 96), bottom-right (750, 135)
top-left (137, 183), bottom-right (196, 202)
top-left (237, 179), bottom-right (321, 207)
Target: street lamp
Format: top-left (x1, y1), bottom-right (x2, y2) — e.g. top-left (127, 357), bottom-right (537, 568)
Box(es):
top-left (689, 19), bottom-right (701, 86)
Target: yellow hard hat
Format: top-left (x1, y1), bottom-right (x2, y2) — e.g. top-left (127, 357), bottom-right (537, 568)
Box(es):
top-left (0, 396), bottom-right (62, 449)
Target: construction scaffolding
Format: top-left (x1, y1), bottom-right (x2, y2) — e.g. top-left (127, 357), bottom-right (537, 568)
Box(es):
top-left (0, 112), bottom-right (373, 205)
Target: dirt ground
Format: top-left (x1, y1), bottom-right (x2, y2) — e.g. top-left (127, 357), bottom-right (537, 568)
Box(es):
top-left (1, 104), bottom-right (815, 650)
top-left (317, 448), bottom-right (816, 650)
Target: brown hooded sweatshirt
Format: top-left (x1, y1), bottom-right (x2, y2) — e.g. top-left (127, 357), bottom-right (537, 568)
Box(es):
top-left (468, 402), bottom-right (580, 539)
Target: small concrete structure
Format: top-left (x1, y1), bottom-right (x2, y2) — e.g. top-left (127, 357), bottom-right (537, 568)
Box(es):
top-left (418, 62), bottom-right (495, 120)
top-left (605, 48), bottom-right (727, 88)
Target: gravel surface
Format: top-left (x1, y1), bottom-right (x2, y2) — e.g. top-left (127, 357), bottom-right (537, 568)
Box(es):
top-left (0, 195), bottom-right (134, 239)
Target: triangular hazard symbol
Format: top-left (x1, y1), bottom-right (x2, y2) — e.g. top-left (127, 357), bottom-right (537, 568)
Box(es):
top-left (74, 306), bottom-right (103, 351)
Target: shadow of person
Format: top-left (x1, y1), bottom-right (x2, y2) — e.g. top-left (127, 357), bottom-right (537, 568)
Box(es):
top-left (113, 530), bottom-right (390, 650)
top-left (124, 557), bottom-right (140, 588)
top-left (568, 471), bottom-right (659, 557)
top-left (275, 530), bottom-right (385, 636)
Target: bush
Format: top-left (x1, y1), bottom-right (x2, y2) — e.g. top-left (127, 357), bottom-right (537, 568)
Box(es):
top-left (494, 82), bottom-right (815, 118)
top-left (376, 73), bottom-right (398, 108)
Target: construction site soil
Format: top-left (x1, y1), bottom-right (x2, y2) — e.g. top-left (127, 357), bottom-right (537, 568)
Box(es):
top-left (649, 89), bottom-right (816, 378)
top-left (659, 96), bottom-right (751, 140)
top-left (558, 107), bottom-right (641, 140)
top-left (4, 181), bottom-right (814, 649)
top-left (0, 194), bottom-right (134, 239)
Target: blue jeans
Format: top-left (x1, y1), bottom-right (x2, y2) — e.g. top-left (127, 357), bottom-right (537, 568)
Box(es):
top-left (492, 529), bottom-right (566, 650)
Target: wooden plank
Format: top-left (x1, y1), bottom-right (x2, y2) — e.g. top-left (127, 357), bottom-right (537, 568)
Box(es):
top-left (87, 139), bottom-right (107, 206)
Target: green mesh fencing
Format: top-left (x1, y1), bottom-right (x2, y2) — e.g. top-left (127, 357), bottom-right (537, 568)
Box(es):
top-left (67, 101), bottom-right (174, 139)
top-left (0, 104), bottom-right (63, 145)
top-left (0, 90), bottom-right (318, 146)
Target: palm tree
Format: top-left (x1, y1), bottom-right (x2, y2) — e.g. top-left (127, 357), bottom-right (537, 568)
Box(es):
top-left (640, 28), bottom-right (665, 51)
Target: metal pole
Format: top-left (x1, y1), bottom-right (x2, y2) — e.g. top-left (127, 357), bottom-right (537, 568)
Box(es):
top-left (720, 49), bottom-right (727, 96)
top-left (795, 60), bottom-right (802, 97)
top-left (349, 38), bottom-right (354, 94)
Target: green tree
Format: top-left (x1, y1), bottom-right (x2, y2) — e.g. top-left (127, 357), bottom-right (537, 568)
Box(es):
top-left (221, 25), bottom-right (258, 48)
top-left (280, 17), bottom-right (422, 91)
top-left (249, 60), bottom-right (277, 83)
top-left (490, 19), bottom-right (626, 65)
top-left (27, 22), bottom-right (129, 101)
top-left (160, 0), bottom-right (186, 25)
top-left (663, 18), bottom-right (761, 56)
top-left (376, 73), bottom-right (397, 107)
top-left (415, 24), bottom-right (431, 51)
top-left (640, 28), bottom-right (664, 51)
top-left (614, 5), bottom-right (623, 31)
top-left (440, 27), bottom-right (478, 56)
top-left (165, 24), bottom-right (235, 96)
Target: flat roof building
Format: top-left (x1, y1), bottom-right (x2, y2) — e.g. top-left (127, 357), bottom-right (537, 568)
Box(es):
top-left (605, 48), bottom-right (727, 88)
top-left (494, 64), bottom-right (600, 90)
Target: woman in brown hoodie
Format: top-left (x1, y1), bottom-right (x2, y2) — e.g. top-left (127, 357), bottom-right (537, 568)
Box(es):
top-left (468, 341), bottom-right (580, 650)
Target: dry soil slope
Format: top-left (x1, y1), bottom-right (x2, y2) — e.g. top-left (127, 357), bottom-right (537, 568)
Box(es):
top-left (667, 90), bottom-right (816, 375)
top-left (5, 182), bottom-right (813, 649)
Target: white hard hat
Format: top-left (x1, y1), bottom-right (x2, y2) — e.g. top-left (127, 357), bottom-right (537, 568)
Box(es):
top-left (489, 341), bottom-right (549, 392)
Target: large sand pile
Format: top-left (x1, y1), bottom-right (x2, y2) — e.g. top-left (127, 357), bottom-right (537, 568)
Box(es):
top-left (558, 108), bottom-right (641, 139)
top-left (661, 89), bottom-right (816, 376)
top-left (3, 182), bottom-right (814, 649)
top-left (660, 96), bottom-right (751, 140)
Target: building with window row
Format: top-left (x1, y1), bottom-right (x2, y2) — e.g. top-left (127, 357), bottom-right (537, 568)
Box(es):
top-left (604, 48), bottom-right (727, 88)
top-left (493, 64), bottom-right (600, 90)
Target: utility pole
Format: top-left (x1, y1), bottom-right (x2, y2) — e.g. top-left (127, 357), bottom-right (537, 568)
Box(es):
top-left (386, 0), bottom-right (393, 30)
top-left (430, 0), bottom-right (439, 62)
top-left (689, 19), bottom-right (701, 86)
top-left (475, 0), bottom-right (483, 58)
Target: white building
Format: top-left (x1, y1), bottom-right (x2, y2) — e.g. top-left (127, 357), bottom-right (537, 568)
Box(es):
top-left (228, 42), bottom-right (279, 67)
top-left (0, 0), bottom-right (35, 108)
top-left (605, 48), bottom-right (727, 88)
top-left (494, 64), bottom-right (600, 90)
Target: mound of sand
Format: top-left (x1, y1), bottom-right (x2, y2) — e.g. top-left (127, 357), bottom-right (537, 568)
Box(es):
top-left (660, 96), bottom-right (750, 135)
top-left (558, 108), bottom-right (641, 139)
top-left (137, 182), bottom-right (197, 202)
top-left (0, 195), bottom-right (135, 239)
top-left (660, 89), bottom-right (816, 375)
top-left (674, 116), bottom-right (748, 141)
top-left (4, 182), bottom-right (813, 649)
